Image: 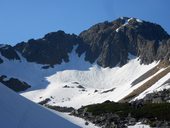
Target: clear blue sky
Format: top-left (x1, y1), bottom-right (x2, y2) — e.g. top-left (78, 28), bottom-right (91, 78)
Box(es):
top-left (0, 0), bottom-right (170, 45)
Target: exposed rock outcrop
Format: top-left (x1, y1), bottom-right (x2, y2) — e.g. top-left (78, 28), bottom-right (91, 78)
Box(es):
top-left (78, 17), bottom-right (170, 67)
top-left (0, 44), bottom-right (20, 61)
top-left (0, 75), bottom-right (31, 92)
top-left (1, 17), bottom-right (170, 68)
top-left (14, 31), bottom-right (83, 65)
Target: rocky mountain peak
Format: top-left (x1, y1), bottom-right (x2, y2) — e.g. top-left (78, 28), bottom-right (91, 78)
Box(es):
top-left (14, 30), bottom-right (82, 65)
top-left (78, 17), bottom-right (170, 67)
top-left (0, 17), bottom-right (169, 68)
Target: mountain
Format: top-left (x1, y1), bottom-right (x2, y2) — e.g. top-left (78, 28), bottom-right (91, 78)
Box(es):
top-left (0, 17), bottom-right (170, 109)
top-left (11, 17), bottom-right (170, 68)
top-left (0, 83), bottom-right (80, 128)
top-left (0, 75), bottom-right (31, 92)
top-left (79, 17), bottom-right (169, 67)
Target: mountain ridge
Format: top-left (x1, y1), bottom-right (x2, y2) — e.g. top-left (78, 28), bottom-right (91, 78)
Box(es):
top-left (0, 17), bottom-right (170, 68)
top-left (0, 17), bottom-right (170, 109)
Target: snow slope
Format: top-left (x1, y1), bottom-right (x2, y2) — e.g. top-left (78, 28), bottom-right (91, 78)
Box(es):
top-left (116, 17), bottom-right (143, 32)
top-left (128, 122), bottom-right (150, 128)
top-left (135, 72), bottom-right (170, 100)
top-left (53, 111), bottom-right (100, 128)
top-left (0, 47), bottom-right (159, 108)
top-left (0, 83), bottom-right (80, 128)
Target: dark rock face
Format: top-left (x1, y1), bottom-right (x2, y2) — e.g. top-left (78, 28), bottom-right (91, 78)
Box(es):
top-left (78, 17), bottom-right (170, 67)
top-left (38, 98), bottom-right (51, 105)
top-left (45, 105), bottom-right (75, 113)
top-left (0, 45), bottom-right (20, 61)
top-left (142, 88), bottom-right (170, 103)
top-left (0, 75), bottom-right (31, 92)
top-left (157, 39), bottom-right (170, 62)
top-left (0, 57), bottom-right (3, 64)
top-left (78, 19), bottom-right (129, 67)
top-left (14, 31), bottom-right (83, 65)
top-left (1, 17), bottom-right (169, 68)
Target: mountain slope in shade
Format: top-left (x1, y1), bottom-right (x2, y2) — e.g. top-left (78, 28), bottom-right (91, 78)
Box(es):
top-left (0, 83), bottom-right (80, 128)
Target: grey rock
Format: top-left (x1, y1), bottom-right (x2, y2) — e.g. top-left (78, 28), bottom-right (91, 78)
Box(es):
top-left (14, 31), bottom-right (83, 65)
top-left (78, 17), bottom-right (170, 67)
top-left (0, 45), bottom-right (20, 60)
top-left (0, 75), bottom-right (31, 92)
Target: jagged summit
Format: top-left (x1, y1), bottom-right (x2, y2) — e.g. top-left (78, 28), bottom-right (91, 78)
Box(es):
top-left (79, 17), bottom-right (170, 67)
top-left (0, 17), bottom-right (169, 68)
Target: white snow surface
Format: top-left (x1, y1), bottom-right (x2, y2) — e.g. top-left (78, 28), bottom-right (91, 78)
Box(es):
top-left (116, 17), bottom-right (143, 32)
top-left (136, 18), bottom-right (143, 23)
top-left (0, 48), bottom-right (158, 108)
top-left (116, 18), bottom-right (129, 32)
top-left (128, 122), bottom-right (150, 128)
top-left (0, 83), bottom-right (80, 128)
top-left (52, 111), bottom-right (100, 128)
top-left (135, 72), bottom-right (170, 100)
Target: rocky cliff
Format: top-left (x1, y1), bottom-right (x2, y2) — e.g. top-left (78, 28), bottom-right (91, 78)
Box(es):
top-left (1, 17), bottom-right (169, 68)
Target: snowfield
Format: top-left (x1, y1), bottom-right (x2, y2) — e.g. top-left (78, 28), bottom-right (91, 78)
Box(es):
top-left (0, 83), bottom-right (80, 128)
top-left (128, 122), bottom-right (150, 128)
top-left (0, 47), bottom-right (159, 108)
top-left (135, 72), bottom-right (170, 100)
top-left (52, 111), bottom-right (100, 128)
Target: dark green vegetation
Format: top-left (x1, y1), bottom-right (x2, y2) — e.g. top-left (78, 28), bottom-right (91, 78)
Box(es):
top-left (83, 101), bottom-right (170, 121)
top-left (71, 101), bottom-right (170, 127)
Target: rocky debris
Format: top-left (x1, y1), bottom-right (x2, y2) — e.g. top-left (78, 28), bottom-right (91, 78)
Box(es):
top-left (101, 88), bottom-right (115, 94)
top-left (129, 99), bottom-right (144, 109)
top-left (0, 75), bottom-right (31, 92)
top-left (45, 104), bottom-right (75, 113)
top-left (72, 82), bottom-right (79, 84)
top-left (0, 45), bottom-right (20, 60)
top-left (94, 90), bottom-right (98, 93)
top-left (150, 120), bottom-right (170, 128)
top-left (38, 98), bottom-right (51, 105)
top-left (50, 96), bottom-right (54, 99)
top-left (85, 121), bottom-right (89, 126)
top-left (77, 85), bottom-right (85, 89)
top-left (80, 88), bottom-right (86, 92)
top-left (61, 97), bottom-right (71, 102)
top-left (71, 107), bottom-right (136, 128)
top-left (142, 88), bottom-right (170, 103)
top-left (71, 101), bottom-right (170, 128)
top-left (63, 85), bottom-right (70, 88)
top-left (63, 85), bottom-right (75, 88)
top-left (62, 84), bottom-right (85, 89)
